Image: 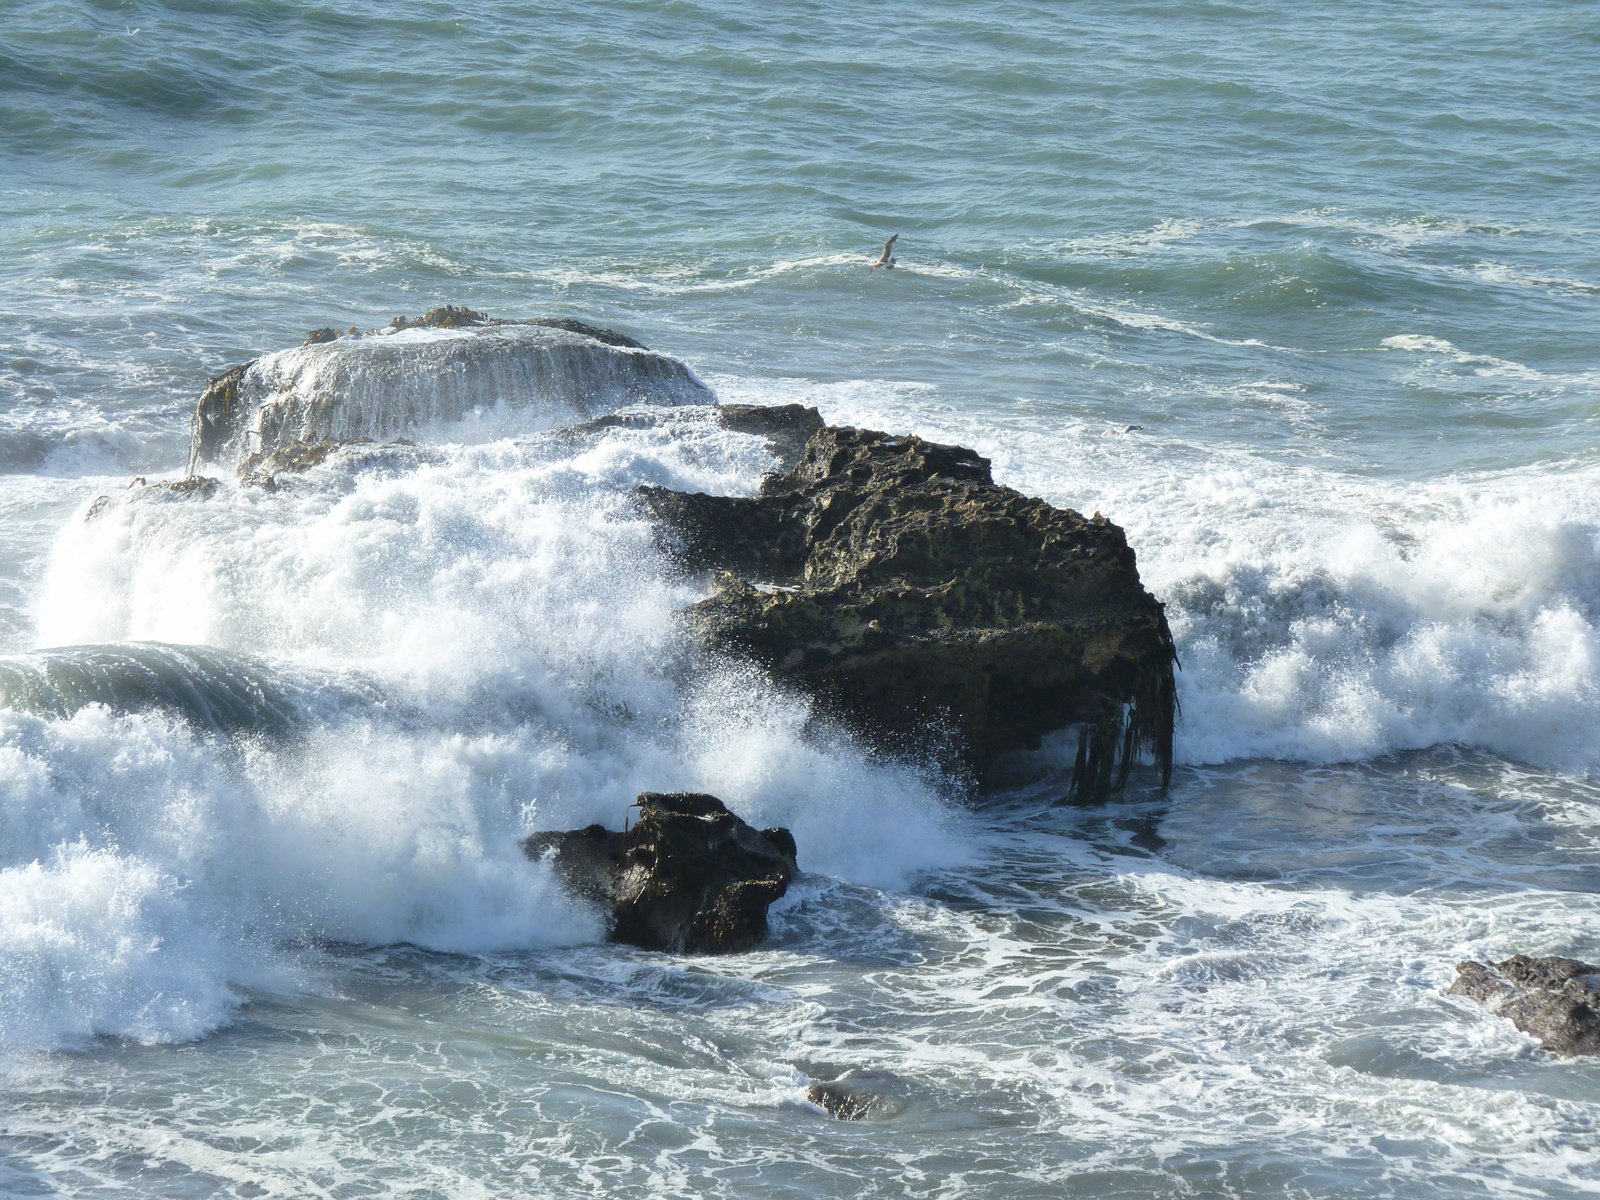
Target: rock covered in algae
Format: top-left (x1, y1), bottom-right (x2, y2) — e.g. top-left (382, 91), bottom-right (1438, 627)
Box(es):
top-left (522, 792), bottom-right (798, 955)
top-left (639, 419), bottom-right (1177, 801)
top-left (188, 308), bottom-right (712, 475)
top-left (1450, 955), bottom-right (1600, 1057)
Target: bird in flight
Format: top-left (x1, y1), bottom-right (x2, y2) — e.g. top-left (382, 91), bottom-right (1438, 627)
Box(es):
top-left (870, 234), bottom-right (898, 271)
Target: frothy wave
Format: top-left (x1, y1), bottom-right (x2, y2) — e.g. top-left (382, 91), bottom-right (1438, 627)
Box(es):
top-left (4, 406), bottom-right (969, 1051)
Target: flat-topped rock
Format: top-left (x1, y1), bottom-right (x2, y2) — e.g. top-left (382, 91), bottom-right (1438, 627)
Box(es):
top-left (189, 311), bottom-right (712, 475)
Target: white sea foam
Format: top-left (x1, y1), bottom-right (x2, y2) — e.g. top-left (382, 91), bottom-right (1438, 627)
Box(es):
top-left (526, 252), bottom-right (866, 296)
top-left (714, 375), bottom-right (1600, 775)
top-left (1380, 333), bottom-right (1544, 379)
top-left (0, 703), bottom-right (604, 1052)
top-left (7, 409), bottom-right (968, 1051)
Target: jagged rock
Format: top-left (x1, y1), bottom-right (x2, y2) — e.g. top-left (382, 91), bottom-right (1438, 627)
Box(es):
top-left (524, 317), bottom-right (647, 350)
top-left (192, 362), bottom-right (251, 471)
top-left (1450, 955), bottom-right (1600, 1057)
top-left (406, 304), bottom-right (486, 330)
top-left (638, 424), bottom-right (1177, 800)
top-left (375, 308), bottom-right (649, 345)
top-left (188, 312), bottom-right (712, 475)
top-left (806, 1070), bottom-right (911, 1121)
top-left (523, 792), bottom-right (798, 954)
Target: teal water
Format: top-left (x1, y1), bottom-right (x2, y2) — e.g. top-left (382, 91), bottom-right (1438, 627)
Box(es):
top-left (2, 2), bottom-right (1598, 1196)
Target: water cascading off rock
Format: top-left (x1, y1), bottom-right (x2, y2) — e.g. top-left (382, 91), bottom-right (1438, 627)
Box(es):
top-left (188, 308), bottom-right (714, 475)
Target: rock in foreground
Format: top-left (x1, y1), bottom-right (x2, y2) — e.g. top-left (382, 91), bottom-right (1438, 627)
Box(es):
top-left (639, 421), bottom-right (1177, 800)
top-left (523, 793), bottom-right (797, 954)
top-left (1450, 955), bottom-right (1600, 1057)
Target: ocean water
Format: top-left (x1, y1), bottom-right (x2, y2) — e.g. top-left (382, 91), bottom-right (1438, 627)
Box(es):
top-left (2, 0), bottom-right (1598, 1195)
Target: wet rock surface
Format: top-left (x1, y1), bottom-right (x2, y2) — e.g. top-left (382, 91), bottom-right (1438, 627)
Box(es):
top-left (639, 422), bottom-right (1178, 799)
top-left (1450, 955), bottom-right (1600, 1057)
top-left (805, 1070), bottom-right (912, 1121)
top-left (523, 792), bottom-right (798, 955)
top-left (239, 437), bottom-right (440, 490)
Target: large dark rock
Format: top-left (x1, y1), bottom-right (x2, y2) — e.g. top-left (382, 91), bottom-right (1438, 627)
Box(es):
top-left (188, 311), bottom-right (711, 475)
top-left (523, 792), bottom-right (798, 954)
top-left (1450, 955), bottom-right (1600, 1057)
top-left (638, 424), bottom-right (1177, 800)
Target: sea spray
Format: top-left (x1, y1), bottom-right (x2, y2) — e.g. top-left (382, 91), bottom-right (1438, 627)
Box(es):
top-left (6, 407), bottom-right (970, 1052)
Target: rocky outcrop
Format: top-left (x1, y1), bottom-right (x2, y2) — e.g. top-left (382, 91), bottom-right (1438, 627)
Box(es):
top-left (241, 437), bottom-right (370, 486)
top-left (523, 792), bottom-right (798, 954)
top-left (1450, 955), bottom-right (1600, 1057)
top-left (638, 422), bottom-right (1177, 800)
top-left (189, 310), bottom-right (712, 475)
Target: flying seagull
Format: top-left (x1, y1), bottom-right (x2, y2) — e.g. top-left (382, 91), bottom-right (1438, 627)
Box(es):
top-left (870, 234), bottom-right (898, 271)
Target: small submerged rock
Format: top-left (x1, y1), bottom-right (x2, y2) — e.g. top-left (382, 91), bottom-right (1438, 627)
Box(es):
top-left (239, 436), bottom-right (438, 490)
top-left (805, 1069), bottom-right (911, 1121)
top-left (85, 474), bottom-right (220, 521)
top-left (1450, 954), bottom-right (1600, 1057)
top-left (523, 792), bottom-right (798, 955)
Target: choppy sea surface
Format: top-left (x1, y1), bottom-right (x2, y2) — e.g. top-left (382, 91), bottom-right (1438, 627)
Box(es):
top-left (2, 1), bottom-right (1598, 1195)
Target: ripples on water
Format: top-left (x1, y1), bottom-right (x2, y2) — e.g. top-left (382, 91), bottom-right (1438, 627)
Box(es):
top-left (1, 1), bottom-right (1597, 1196)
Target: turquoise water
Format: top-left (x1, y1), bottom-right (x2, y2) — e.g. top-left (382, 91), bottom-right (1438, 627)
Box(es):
top-left (2, 2), bottom-right (1598, 1196)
